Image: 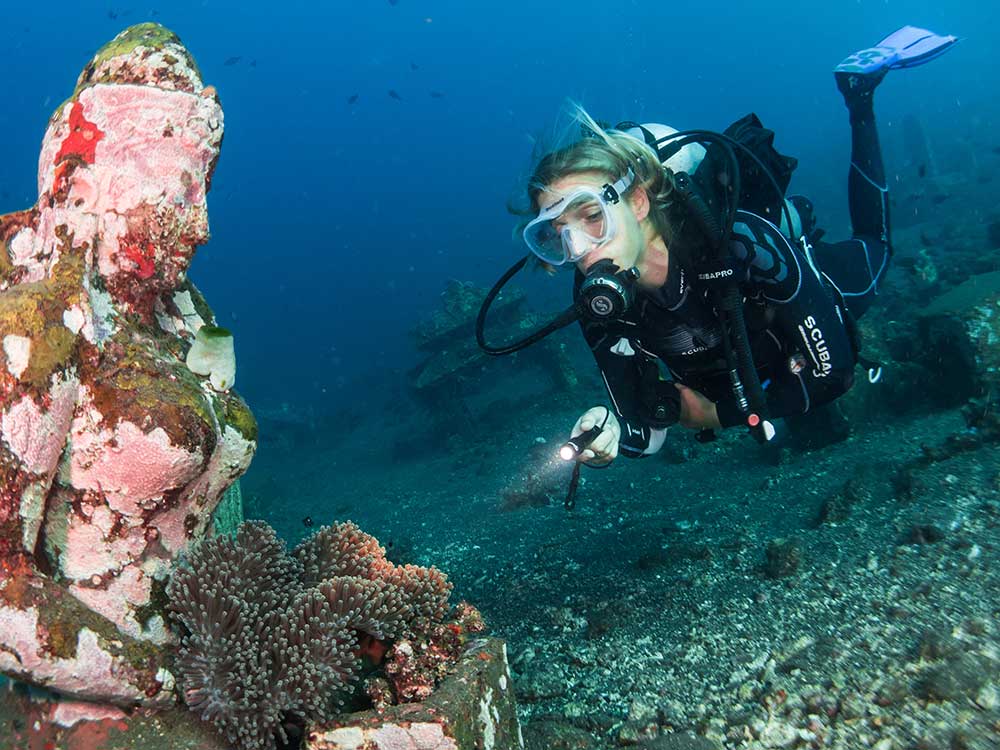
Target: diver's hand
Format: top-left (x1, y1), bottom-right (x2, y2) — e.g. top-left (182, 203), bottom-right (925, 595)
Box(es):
top-left (675, 384), bottom-right (722, 430)
top-left (570, 407), bottom-right (621, 466)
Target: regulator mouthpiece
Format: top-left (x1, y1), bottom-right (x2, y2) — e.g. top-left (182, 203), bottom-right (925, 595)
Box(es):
top-left (577, 263), bottom-right (640, 321)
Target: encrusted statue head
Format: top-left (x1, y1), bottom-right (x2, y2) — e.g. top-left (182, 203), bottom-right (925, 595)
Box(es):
top-left (21, 23), bottom-right (223, 308)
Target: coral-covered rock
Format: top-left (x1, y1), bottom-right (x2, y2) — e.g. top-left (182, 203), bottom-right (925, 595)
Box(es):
top-left (383, 625), bottom-right (462, 703)
top-left (917, 271), bottom-right (1000, 399)
top-left (0, 638), bottom-right (523, 750)
top-left (0, 685), bottom-right (230, 749)
top-left (0, 23), bottom-right (254, 707)
top-left (307, 637), bottom-right (523, 750)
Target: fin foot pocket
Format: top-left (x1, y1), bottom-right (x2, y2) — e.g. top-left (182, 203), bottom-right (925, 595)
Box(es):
top-left (834, 25), bottom-right (957, 104)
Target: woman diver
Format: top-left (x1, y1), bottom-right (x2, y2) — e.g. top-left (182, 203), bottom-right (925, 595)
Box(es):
top-left (477, 26), bottom-right (956, 466)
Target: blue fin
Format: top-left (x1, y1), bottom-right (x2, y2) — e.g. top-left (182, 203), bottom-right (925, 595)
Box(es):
top-left (835, 26), bottom-right (958, 75)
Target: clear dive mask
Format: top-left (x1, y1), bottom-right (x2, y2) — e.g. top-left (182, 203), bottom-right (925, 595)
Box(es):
top-left (523, 169), bottom-right (634, 265)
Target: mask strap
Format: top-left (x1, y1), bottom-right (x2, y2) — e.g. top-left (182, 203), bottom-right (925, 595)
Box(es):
top-left (602, 168), bottom-right (635, 204)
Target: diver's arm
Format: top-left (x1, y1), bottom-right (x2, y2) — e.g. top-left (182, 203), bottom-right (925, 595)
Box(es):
top-left (579, 320), bottom-right (672, 457)
top-left (675, 383), bottom-right (722, 430)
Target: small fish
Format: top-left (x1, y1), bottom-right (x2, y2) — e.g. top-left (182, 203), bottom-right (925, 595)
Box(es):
top-left (347, 93), bottom-right (359, 105)
top-left (917, 164), bottom-right (927, 178)
top-left (410, 61), bottom-right (419, 71)
top-left (302, 516), bottom-right (314, 528)
top-left (250, 59), bottom-right (257, 68)
top-left (388, 0), bottom-right (398, 5)
top-left (388, 90), bottom-right (402, 101)
top-left (224, 56), bottom-right (241, 66)
top-left (430, 90), bottom-right (445, 99)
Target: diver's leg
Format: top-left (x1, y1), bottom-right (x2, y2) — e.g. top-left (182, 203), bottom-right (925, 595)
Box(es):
top-left (832, 25), bottom-right (956, 245)
top-left (806, 73), bottom-right (894, 320)
top-left (811, 238), bottom-right (885, 319)
top-left (837, 75), bottom-right (890, 246)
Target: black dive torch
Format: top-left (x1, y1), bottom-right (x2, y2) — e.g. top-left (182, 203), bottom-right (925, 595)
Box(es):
top-left (560, 423), bottom-right (605, 461)
top-left (560, 408), bottom-right (610, 510)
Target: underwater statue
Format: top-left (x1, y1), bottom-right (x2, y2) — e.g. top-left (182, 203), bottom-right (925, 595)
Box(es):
top-left (0, 24), bottom-right (519, 750)
top-left (0, 23), bottom-right (256, 708)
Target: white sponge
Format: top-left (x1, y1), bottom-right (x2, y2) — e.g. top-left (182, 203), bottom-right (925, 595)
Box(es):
top-left (186, 325), bottom-right (236, 392)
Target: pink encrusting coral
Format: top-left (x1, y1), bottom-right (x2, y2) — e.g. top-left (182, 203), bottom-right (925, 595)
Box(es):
top-left (0, 22), bottom-right (256, 712)
top-left (67, 416), bottom-right (205, 512)
top-left (51, 700), bottom-right (128, 729)
top-left (1, 377), bottom-right (78, 475)
top-left (0, 580), bottom-right (173, 705)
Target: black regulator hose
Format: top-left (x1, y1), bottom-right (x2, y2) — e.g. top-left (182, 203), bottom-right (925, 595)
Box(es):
top-left (653, 129), bottom-right (797, 241)
top-left (655, 127), bottom-right (810, 437)
top-left (671, 161), bottom-right (769, 431)
top-left (476, 256), bottom-right (582, 356)
top-left (672, 169), bottom-right (760, 421)
top-left (711, 146), bottom-right (769, 428)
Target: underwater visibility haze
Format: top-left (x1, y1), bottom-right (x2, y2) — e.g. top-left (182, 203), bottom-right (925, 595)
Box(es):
top-left (0, 0), bottom-right (999, 748)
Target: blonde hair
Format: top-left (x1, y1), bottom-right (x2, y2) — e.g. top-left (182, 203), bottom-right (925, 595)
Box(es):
top-left (516, 104), bottom-right (677, 248)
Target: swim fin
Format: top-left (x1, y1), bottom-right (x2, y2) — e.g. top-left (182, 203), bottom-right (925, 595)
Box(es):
top-left (835, 25), bottom-right (958, 76)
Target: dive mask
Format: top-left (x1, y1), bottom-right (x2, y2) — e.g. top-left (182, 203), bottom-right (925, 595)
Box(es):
top-left (523, 169), bottom-right (635, 265)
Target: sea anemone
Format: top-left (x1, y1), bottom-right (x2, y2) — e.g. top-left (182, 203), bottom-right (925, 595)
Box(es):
top-left (293, 522), bottom-right (452, 631)
top-left (167, 519), bottom-right (458, 750)
top-left (167, 526), bottom-right (300, 750)
top-left (169, 521), bottom-right (302, 628)
top-left (388, 564), bottom-right (454, 627)
top-left (314, 576), bottom-right (408, 639)
top-left (174, 626), bottom-right (294, 750)
top-left (274, 588), bottom-right (359, 724)
top-left (293, 521), bottom-right (390, 584)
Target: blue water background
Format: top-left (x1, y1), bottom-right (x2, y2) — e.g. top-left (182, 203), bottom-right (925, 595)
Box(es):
top-left (0, 0), bottom-right (994, 424)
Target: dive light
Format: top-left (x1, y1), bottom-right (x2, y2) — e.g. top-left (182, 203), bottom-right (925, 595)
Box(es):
top-left (560, 423), bottom-right (604, 461)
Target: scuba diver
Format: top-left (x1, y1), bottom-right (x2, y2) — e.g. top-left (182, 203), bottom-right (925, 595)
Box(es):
top-left (477, 26), bottom-right (957, 466)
